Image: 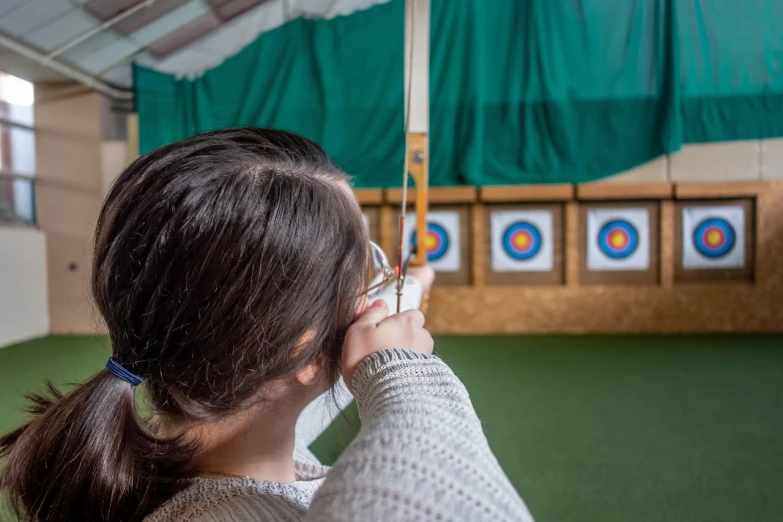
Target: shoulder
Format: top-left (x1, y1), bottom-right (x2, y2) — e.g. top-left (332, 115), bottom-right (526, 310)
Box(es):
top-left (145, 478), bottom-right (317, 522)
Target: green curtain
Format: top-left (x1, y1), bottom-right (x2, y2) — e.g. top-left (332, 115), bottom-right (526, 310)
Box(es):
top-left (135, 0), bottom-right (783, 187)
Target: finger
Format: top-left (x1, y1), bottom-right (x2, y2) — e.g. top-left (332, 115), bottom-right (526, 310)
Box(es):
top-left (395, 309), bottom-right (425, 328)
top-left (354, 299), bottom-right (389, 327)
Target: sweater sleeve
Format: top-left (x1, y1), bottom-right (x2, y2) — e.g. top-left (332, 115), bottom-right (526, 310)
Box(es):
top-left (303, 348), bottom-right (534, 522)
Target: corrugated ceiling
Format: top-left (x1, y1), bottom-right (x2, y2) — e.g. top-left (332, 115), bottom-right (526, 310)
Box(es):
top-left (0, 0), bottom-right (387, 90)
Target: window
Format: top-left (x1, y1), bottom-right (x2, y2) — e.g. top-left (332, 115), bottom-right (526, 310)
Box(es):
top-left (0, 72), bottom-right (35, 225)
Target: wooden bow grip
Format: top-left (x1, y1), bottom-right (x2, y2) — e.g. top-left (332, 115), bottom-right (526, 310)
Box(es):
top-left (407, 132), bottom-right (429, 267)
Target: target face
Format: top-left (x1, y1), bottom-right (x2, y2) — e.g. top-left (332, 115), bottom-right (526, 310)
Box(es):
top-left (491, 210), bottom-right (553, 272)
top-left (503, 222), bottom-right (542, 260)
top-left (693, 218), bottom-right (735, 258)
top-left (598, 220), bottom-right (639, 259)
top-left (586, 208), bottom-right (650, 271)
top-left (403, 210), bottom-right (461, 272)
top-left (411, 222), bottom-right (450, 262)
top-left (682, 205), bottom-right (745, 269)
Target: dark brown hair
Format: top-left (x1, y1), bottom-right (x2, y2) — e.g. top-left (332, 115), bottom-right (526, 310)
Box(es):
top-left (0, 128), bottom-right (368, 521)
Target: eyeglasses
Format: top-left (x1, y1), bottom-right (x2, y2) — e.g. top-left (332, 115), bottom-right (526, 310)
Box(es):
top-left (366, 241), bottom-right (397, 297)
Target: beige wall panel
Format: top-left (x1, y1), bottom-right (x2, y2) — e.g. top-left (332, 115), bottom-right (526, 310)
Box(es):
top-left (45, 230), bottom-right (93, 304)
top-left (598, 156), bottom-right (668, 183)
top-left (760, 138), bottom-right (783, 180)
top-left (46, 228), bottom-right (103, 335)
top-left (46, 231), bottom-right (105, 334)
top-left (49, 300), bottom-right (104, 335)
top-left (36, 185), bottom-right (101, 237)
top-left (126, 113), bottom-right (140, 163)
top-left (34, 84), bottom-right (101, 140)
top-left (35, 132), bottom-right (102, 190)
top-left (101, 140), bottom-right (128, 195)
top-left (670, 141), bottom-right (760, 182)
top-left (34, 83), bottom-right (104, 336)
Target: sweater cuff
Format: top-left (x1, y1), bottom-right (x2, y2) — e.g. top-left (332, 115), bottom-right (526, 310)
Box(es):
top-left (351, 348), bottom-right (453, 406)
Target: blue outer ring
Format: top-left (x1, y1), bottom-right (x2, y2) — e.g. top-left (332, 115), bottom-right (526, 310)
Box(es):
top-left (598, 220), bottom-right (639, 259)
top-left (502, 222), bottom-right (542, 260)
top-left (693, 217), bottom-right (736, 258)
top-left (411, 222), bottom-right (450, 261)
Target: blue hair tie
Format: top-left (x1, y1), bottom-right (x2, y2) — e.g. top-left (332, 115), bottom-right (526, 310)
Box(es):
top-left (106, 357), bottom-right (144, 387)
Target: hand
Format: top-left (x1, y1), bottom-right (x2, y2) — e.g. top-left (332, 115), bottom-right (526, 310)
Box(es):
top-left (406, 265), bottom-right (435, 293)
top-left (341, 299), bottom-right (434, 391)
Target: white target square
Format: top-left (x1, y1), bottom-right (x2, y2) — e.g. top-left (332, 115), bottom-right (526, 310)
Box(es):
top-left (402, 210), bottom-right (461, 272)
top-left (682, 205), bottom-right (745, 269)
top-left (586, 208), bottom-right (650, 271)
top-left (490, 210), bottom-right (553, 272)
top-left (362, 212), bottom-right (370, 231)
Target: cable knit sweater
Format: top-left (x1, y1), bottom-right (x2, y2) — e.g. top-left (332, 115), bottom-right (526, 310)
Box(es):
top-left (146, 349), bottom-right (534, 521)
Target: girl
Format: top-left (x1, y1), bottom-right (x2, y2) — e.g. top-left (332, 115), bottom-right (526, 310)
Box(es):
top-left (0, 128), bottom-right (533, 521)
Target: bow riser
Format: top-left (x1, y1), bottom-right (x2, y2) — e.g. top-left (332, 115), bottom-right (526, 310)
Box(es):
top-left (407, 132), bottom-right (429, 267)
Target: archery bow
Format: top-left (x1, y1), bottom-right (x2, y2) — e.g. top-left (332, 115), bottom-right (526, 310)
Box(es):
top-left (396, 0), bottom-right (430, 314)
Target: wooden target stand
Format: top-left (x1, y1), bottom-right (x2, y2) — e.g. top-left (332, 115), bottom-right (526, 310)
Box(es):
top-left (356, 180), bottom-right (783, 334)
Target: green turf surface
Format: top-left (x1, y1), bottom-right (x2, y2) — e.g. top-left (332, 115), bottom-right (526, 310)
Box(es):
top-left (2, 334), bottom-right (782, 522)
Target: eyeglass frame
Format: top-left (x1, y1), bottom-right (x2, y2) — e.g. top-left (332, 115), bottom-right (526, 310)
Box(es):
top-left (365, 241), bottom-right (397, 297)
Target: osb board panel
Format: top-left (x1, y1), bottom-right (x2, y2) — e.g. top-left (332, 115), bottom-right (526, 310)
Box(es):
top-left (386, 186), bottom-right (477, 204)
top-left (361, 206), bottom-right (381, 244)
top-left (659, 200), bottom-right (675, 288)
top-left (471, 203), bottom-right (486, 287)
top-left (564, 201), bottom-right (579, 286)
top-left (355, 189), bottom-right (383, 205)
top-left (423, 180), bottom-right (783, 334)
top-left (577, 182), bottom-right (672, 200)
top-left (483, 203), bottom-right (565, 286)
top-left (479, 184), bottom-right (573, 202)
top-left (673, 199), bottom-right (755, 284)
top-left (675, 181), bottom-right (768, 199)
top-left (578, 201), bottom-right (660, 286)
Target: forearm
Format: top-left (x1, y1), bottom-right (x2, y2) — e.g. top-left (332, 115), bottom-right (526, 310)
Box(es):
top-left (304, 349), bottom-right (533, 521)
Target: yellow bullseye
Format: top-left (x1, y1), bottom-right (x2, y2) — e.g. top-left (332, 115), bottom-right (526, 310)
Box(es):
top-left (609, 232), bottom-right (627, 248)
top-left (706, 230), bottom-right (722, 246)
top-left (513, 234), bottom-right (530, 249)
top-left (425, 232), bottom-right (438, 251)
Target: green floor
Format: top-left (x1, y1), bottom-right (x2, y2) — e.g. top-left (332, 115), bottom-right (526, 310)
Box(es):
top-left (1, 334), bottom-right (782, 521)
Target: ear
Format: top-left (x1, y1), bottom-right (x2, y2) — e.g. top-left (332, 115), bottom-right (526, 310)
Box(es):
top-left (356, 294), bottom-right (369, 318)
top-left (295, 356), bottom-right (324, 386)
top-left (291, 330), bottom-right (324, 386)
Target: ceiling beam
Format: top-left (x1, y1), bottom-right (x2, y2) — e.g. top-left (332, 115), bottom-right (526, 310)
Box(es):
top-left (44, 0), bottom-right (158, 63)
top-left (0, 31), bottom-right (133, 101)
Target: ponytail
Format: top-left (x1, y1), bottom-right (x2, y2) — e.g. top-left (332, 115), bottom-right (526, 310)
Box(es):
top-left (0, 370), bottom-right (196, 522)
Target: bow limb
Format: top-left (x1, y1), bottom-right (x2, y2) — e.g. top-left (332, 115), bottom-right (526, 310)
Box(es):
top-left (404, 0), bottom-right (430, 269)
top-left (397, 0), bottom-right (430, 313)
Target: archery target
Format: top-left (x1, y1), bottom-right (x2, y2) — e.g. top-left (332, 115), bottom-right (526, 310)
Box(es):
top-left (587, 208), bottom-right (650, 271)
top-left (403, 210), bottom-right (461, 272)
top-left (598, 220), bottom-right (639, 259)
top-left (491, 210), bottom-right (553, 271)
top-left (682, 206), bottom-right (745, 269)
